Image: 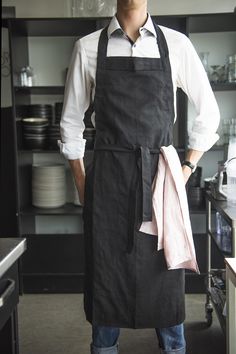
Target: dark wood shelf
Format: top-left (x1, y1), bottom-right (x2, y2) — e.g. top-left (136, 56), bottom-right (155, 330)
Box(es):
top-left (211, 82), bottom-right (236, 91)
top-left (18, 149), bottom-right (60, 153)
top-left (22, 233), bottom-right (83, 237)
top-left (7, 18), bottom-right (99, 36)
top-left (188, 13), bottom-right (236, 33)
top-left (14, 86), bottom-right (65, 95)
top-left (18, 147), bottom-right (94, 153)
top-left (6, 16), bottom-right (188, 37)
top-left (13, 82), bottom-right (236, 96)
top-left (20, 203), bottom-right (83, 215)
top-left (210, 145), bottom-right (225, 151)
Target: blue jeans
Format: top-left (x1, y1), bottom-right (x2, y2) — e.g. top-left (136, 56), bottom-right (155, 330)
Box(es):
top-left (91, 323), bottom-right (186, 354)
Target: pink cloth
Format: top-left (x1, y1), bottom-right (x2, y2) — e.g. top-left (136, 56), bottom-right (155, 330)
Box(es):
top-left (139, 145), bottom-right (200, 273)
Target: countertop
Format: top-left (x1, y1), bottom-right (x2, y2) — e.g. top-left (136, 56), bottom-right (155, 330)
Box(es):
top-left (206, 191), bottom-right (236, 227)
top-left (225, 258), bottom-right (236, 277)
top-left (0, 238), bottom-right (26, 278)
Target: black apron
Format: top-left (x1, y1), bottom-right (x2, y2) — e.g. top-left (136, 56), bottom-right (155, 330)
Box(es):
top-left (83, 21), bottom-right (185, 329)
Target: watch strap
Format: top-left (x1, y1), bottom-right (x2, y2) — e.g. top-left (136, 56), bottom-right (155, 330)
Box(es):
top-left (182, 160), bottom-right (196, 172)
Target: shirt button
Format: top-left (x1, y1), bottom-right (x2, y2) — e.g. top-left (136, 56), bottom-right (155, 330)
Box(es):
top-left (133, 44), bottom-right (136, 47)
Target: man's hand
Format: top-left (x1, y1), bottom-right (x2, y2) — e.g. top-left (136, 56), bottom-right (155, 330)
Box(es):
top-left (69, 159), bottom-right (85, 206)
top-left (182, 149), bottom-right (204, 184)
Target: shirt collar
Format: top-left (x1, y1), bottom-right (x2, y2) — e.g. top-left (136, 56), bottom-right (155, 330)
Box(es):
top-left (107, 13), bottom-right (157, 39)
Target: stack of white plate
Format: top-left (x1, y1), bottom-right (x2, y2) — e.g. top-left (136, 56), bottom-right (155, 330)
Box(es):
top-left (32, 164), bottom-right (66, 208)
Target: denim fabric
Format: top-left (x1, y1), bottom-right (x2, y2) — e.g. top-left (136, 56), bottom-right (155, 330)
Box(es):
top-left (92, 326), bottom-right (120, 348)
top-left (156, 323), bottom-right (186, 352)
top-left (91, 342), bottom-right (119, 354)
top-left (91, 326), bottom-right (120, 354)
top-left (91, 323), bottom-right (186, 354)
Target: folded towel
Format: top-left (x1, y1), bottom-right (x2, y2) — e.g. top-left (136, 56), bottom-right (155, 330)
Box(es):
top-left (139, 145), bottom-right (200, 273)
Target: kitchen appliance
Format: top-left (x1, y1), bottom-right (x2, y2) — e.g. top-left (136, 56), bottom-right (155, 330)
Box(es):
top-left (226, 157), bottom-right (236, 205)
top-left (210, 138), bottom-right (236, 203)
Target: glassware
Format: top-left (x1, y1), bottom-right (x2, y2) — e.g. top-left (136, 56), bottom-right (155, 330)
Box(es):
top-left (210, 65), bottom-right (221, 83)
top-left (221, 223), bottom-right (232, 253)
top-left (70, 0), bottom-right (116, 17)
top-left (215, 212), bottom-right (232, 253)
top-left (216, 212), bottom-right (222, 235)
top-left (229, 118), bottom-right (236, 138)
top-left (71, 0), bottom-right (85, 17)
top-left (215, 118), bottom-right (224, 146)
top-left (217, 65), bottom-right (227, 83)
top-left (199, 52), bottom-right (209, 75)
top-left (20, 67), bottom-right (27, 86)
top-left (19, 66), bottom-right (35, 86)
top-left (25, 66), bottom-right (35, 86)
top-left (223, 118), bottom-right (230, 145)
top-left (227, 54), bottom-right (236, 83)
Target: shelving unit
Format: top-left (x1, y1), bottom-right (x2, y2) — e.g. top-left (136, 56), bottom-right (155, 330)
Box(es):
top-left (205, 191), bottom-right (236, 334)
top-left (185, 13), bottom-right (236, 294)
top-left (2, 12), bottom-right (236, 293)
top-left (211, 83), bottom-right (236, 91)
top-left (20, 204), bottom-right (83, 216)
top-left (14, 86), bottom-right (65, 95)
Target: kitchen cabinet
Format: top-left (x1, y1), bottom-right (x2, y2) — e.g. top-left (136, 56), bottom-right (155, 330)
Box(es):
top-left (0, 238), bottom-right (26, 354)
top-left (1, 12), bottom-right (236, 293)
top-left (205, 191), bottom-right (236, 335)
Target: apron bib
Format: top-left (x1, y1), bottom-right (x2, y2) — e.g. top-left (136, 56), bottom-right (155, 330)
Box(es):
top-left (83, 21), bottom-right (185, 328)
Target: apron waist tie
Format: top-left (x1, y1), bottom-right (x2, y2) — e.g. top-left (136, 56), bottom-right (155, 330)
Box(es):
top-left (94, 144), bottom-right (160, 253)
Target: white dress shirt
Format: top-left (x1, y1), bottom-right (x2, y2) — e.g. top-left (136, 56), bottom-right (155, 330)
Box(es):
top-left (59, 14), bottom-right (220, 160)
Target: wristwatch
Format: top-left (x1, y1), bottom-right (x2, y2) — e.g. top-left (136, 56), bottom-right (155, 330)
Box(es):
top-left (182, 160), bottom-right (197, 173)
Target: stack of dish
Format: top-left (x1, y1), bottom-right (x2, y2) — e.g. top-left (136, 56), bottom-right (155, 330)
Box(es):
top-left (28, 104), bottom-right (53, 123)
top-left (32, 164), bottom-right (66, 208)
top-left (22, 118), bottom-right (49, 150)
top-left (47, 124), bottom-right (61, 150)
top-left (55, 102), bottom-right (63, 124)
top-left (83, 128), bottom-right (96, 150)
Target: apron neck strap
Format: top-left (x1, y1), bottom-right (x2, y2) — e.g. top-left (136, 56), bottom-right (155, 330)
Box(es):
top-left (97, 18), bottom-right (170, 69)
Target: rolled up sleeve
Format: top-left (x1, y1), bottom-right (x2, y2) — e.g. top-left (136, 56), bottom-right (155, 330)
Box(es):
top-left (58, 40), bottom-right (91, 160)
top-left (177, 35), bottom-right (220, 152)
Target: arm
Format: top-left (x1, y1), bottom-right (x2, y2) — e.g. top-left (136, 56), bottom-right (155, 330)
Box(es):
top-left (69, 159), bottom-right (85, 205)
top-left (58, 40), bottom-right (91, 204)
top-left (176, 34), bottom-right (220, 183)
top-left (182, 149), bottom-right (204, 184)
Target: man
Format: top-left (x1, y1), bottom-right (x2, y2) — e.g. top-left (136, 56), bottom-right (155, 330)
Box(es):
top-left (59, 1), bottom-right (220, 353)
